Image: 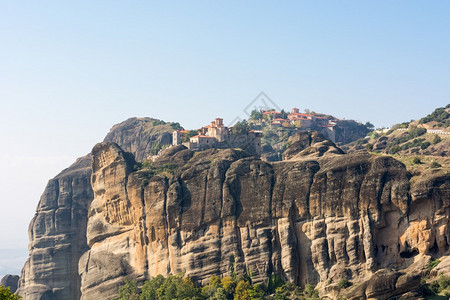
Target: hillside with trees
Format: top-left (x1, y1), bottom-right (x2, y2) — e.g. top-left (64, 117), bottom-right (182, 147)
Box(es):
top-left (344, 104), bottom-right (450, 181)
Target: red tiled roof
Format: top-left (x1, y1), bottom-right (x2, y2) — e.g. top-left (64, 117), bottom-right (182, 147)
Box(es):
top-left (263, 111), bottom-right (281, 114)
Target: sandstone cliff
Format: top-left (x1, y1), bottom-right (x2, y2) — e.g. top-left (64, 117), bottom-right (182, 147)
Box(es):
top-left (17, 122), bottom-right (449, 299)
top-left (17, 118), bottom-right (174, 300)
top-left (77, 131), bottom-right (449, 299)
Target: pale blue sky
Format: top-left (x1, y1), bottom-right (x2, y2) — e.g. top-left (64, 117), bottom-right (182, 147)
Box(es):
top-left (0, 1), bottom-right (449, 277)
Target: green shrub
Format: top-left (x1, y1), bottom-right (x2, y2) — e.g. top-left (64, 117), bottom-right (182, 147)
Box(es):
top-left (266, 273), bottom-right (285, 294)
top-left (0, 285), bottom-right (22, 300)
top-left (432, 134), bottom-right (442, 144)
top-left (421, 141), bottom-right (431, 149)
top-left (408, 126), bottom-right (427, 139)
top-left (431, 161), bottom-right (442, 169)
top-left (304, 283), bottom-right (319, 299)
top-left (428, 259), bottom-right (441, 270)
top-left (355, 138), bottom-right (369, 145)
top-left (389, 146), bottom-right (401, 154)
top-left (412, 157), bottom-right (422, 164)
top-left (438, 274), bottom-right (450, 291)
top-left (152, 120), bottom-right (166, 126)
top-left (338, 278), bottom-right (352, 289)
top-left (370, 131), bottom-right (380, 139)
top-left (273, 282), bottom-right (303, 299)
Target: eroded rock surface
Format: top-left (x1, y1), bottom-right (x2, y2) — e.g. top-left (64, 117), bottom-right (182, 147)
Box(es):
top-left (78, 132), bottom-right (449, 299)
top-left (17, 155), bottom-right (93, 300)
top-left (18, 118), bottom-right (173, 300)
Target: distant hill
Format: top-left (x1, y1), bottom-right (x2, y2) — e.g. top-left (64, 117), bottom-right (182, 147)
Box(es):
top-left (418, 104), bottom-right (450, 128)
top-left (343, 105), bottom-right (450, 182)
top-left (345, 104), bottom-right (449, 157)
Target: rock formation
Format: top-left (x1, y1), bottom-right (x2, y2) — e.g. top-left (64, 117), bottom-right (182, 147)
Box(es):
top-left (1, 274), bottom-right (19, 293)
top-left (17, 155), bottom-right (93, 300)
top-left (17, 118), bottom-right (174, 300)
top-left (17, 122), bottom-right (449, 299)
top-left (77, 131), bottom-right (448, 299)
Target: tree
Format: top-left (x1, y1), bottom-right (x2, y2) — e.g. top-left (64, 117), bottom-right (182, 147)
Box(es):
top-left (248, 284), bottom-right (265, 299)
top-left (118, 279), bottom-right (139, 300)
top-left (234, 280), bottom-right (252, 300)
top-left (155, 274), bottom-right (201, 300)
top-left (184, 130), bottom-right (199, 142)
top-left (140, 275), bottom-right (165, 300)
top-left (221, 277), bottom-right (236, 296)
top-left (232, 120), bottom-right (250, 135)
top-left (201, 275), bottom-right (221, 298)
top-left (0, 286), bottom-right (21, 300)
top-left (250, 109), bottom-right (263, 120)
top-left (267, 273), bottom-right (285, 294)
top-left (364, 122), bottom-right (375, 130)
top-left (280, 109), bottom-right (288, 119)
top-left (213, 287), bottom-right (228, 300)
top-left (170, 122), bottom-right (182, 130)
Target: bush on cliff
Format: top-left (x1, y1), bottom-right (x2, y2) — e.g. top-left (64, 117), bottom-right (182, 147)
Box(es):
top-left (0, 285), bottom-right (22, 300)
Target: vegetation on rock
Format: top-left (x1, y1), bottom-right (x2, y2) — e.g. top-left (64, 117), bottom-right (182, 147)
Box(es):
top-left (0, 285), bottom-right (21, 300)
top-left (420, 274), bottom-right (450, 298)
top-left (116, 274), bottom-right (320, 300)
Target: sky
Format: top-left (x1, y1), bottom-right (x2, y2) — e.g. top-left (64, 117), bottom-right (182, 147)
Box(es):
top-left (0, 1), bottom-right (449, 278)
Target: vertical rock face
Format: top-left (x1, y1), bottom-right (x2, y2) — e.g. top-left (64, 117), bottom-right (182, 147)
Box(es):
top-left (17, 156), bottom-right (93, 300)
top-left (18, 118), bottom-right (174, 300)
top-left (78, 133), bottom-right (449, 299)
